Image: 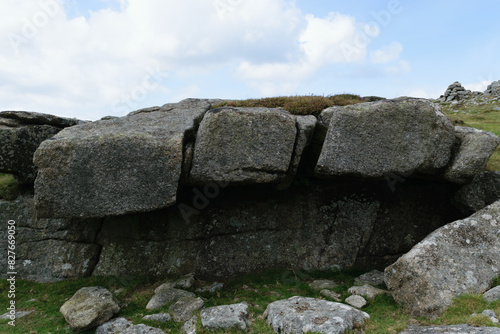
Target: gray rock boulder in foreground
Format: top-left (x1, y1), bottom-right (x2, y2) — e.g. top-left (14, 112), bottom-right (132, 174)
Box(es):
top-left (59, 286), bottom-right (120, 331)
top-left (200, 303), bottom-right (249, 331)
top-left (34, 99), bottom-right (212, 218)
top-left (0, 111), bottom-right (82, 183)
top-left (189, 107), bottom-right (297, 185)
top-left (399, 324), bottom-right (500, 333)
top-left (385, 201), bottom-right (500, 316)
top-left (315, 98), bottom-right (455, 178)
top-left (443, 126), bottom-right (500, 183)
top-left (264, 296), bottom-right (369, 334)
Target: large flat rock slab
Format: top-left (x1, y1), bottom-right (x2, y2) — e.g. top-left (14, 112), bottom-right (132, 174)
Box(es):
top-left (385, 200), bottom-right (500, 317)
top-left (34, 99), bottom-right (212, 218)
top-left (315, 98), bottom-right (455, 178)
top-left (189, 107), bottom-right (297, 185)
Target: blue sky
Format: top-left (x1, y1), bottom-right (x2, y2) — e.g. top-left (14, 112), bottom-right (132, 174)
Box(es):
top-left (1, 0), bottom-right (499, 120)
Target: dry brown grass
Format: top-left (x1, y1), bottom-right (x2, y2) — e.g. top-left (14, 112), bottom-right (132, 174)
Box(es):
top-left (212, 94), bottom-right (368, 116)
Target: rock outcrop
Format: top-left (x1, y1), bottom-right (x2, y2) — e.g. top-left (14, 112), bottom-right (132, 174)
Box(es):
top-left (439, 80), bottom-right (500, 104)
top-left (1, 177), bottom-right (461, 282)
top-left (314, 98), bottom-right (455, 179)
top-left (31, 97), bottom-right (497, 220)
top-left (442, 81), bottom-right (472, 102)
top-left (34, 99), bottom-right (214, 218)
top-left (92, 178), bottom-right (461, 279)
top-left (2, 96), bottom-right (500, 318)
top-left (0, 111), bottom-right (82, 184)
top-left (385, 201), bottom-right (500, 316)
top-left (485, 80), bottom-right (500, 96)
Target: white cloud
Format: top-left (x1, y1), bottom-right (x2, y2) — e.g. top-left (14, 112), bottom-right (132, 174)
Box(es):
top-left (1, 0), bottom-right (311, 119)
top-left (368, 41), bottom-right (409, 76)
top-left (370, 41), bottom-right (403, 64)
top-left (464, 80), bottom-right (492, 92)
top-left (236, 11), bottom-right (375, 96)
top-left (0, 0), bottom-right (389, 119)
top-left (300, 12), bottom-right (368, 65)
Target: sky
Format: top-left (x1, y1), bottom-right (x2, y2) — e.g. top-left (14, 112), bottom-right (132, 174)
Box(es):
top-left (1, 0), bottom-right (499, 121)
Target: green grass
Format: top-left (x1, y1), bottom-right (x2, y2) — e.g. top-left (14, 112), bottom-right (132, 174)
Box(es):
top-left (439, 100), bottom-right (500, 171)
top-left (420, 294), bottom-right (500, 328)
top-left (0, 173), bottom-right (20, 200)
top-left (2, 271), bottom-right (499, 334)
top-left (212, 94), bottom-right (368, 117)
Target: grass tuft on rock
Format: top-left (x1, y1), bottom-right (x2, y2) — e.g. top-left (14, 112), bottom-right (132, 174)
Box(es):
top-left (212, 94), bottom-right (367, 117)
top-left (0, 173), bottom-right (20, 200)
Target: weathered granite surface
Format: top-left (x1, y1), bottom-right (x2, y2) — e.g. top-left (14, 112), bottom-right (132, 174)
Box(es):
top-left (315, 98), bottom-right (456, 178)
top-left (385, 201), bottom-right (500, 316)
top-left (34, 99), bottom-right (213, 218)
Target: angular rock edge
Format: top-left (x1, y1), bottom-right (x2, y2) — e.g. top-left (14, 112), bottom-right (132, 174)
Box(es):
top-left (385, 200), bottom-right (500, 316)
top-left (28, 97), bottom-right (500, 218)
